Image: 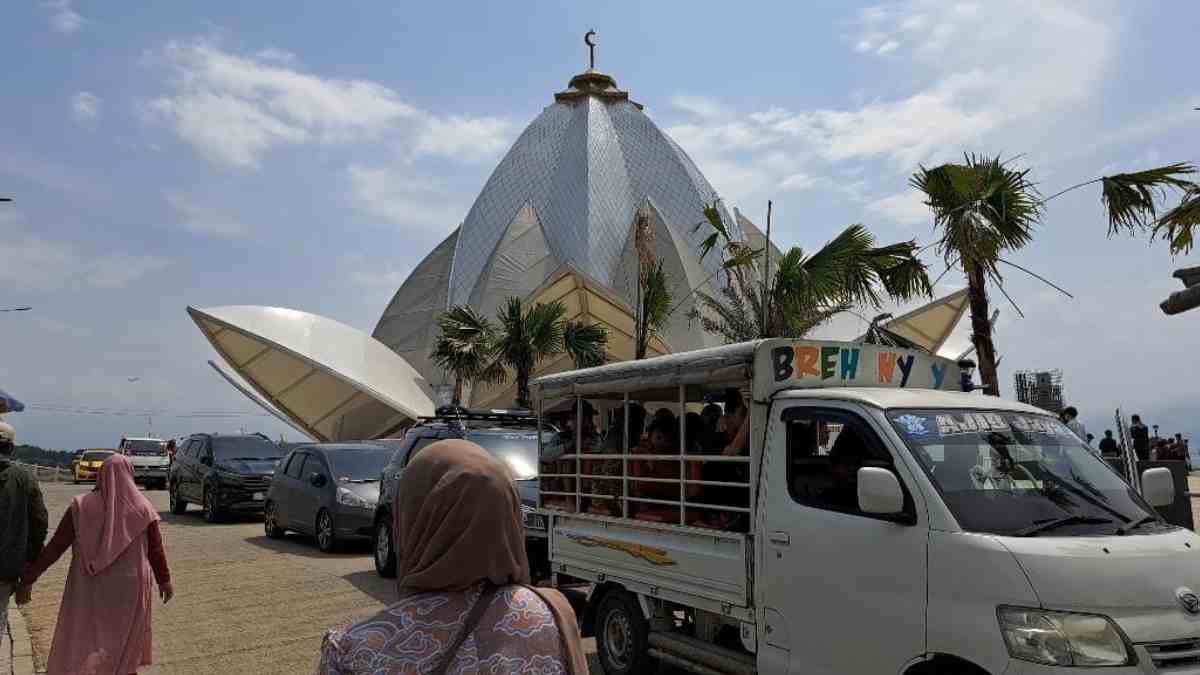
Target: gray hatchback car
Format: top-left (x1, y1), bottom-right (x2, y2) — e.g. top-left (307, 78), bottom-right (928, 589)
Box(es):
top-left (264, 443), bottom-right (392, 552)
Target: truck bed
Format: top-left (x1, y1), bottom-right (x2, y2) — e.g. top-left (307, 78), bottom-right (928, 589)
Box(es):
top-left (550, 513), bottom-right (753, 619)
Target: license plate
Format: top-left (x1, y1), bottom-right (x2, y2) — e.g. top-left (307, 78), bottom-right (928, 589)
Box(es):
top-left (252, 492), bottom-right (264, 501)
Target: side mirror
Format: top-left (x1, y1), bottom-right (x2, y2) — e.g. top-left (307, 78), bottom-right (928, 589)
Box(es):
top-left (1141, 467), bottom-right (1175, 507)
top-left (857, 467), bottom-right (904, 515)
top-left (309, 472), bottom-right (327, 487)
top-left (200, 456), bottom-right (213, 466)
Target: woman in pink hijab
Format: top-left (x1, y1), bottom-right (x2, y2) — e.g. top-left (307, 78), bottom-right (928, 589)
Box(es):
top-left (20, 453), bottom-right (173, 675)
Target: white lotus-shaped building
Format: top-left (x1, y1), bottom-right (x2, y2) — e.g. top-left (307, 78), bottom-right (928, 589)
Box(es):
top-left (189, 58), bottom-right (966, 441)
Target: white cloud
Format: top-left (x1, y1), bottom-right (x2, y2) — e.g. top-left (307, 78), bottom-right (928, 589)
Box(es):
top-left (778, 172), bottom-right (817, 192)
top-left (865, 189), bottom-right (931, 227)
top-left (346, 164), bottom-right (466, 232)
top-left (665, 2), bottom-right (1116, 213)
top-left (42, 0), bottom-right (83, 34)
top-left (0, 212), bottom-right (167, 291)
top-left (142, 38), bottom-right (513, 169)
top-left (71, 92), bottom-right (100, 124)
top-left (414, 116), bottom-right (516, 163)
top-left (165, 191), bottom-right (251, 239)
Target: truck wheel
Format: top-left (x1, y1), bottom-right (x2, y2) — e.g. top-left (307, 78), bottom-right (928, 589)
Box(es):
top-left (595, 590), bottom-right (655, 675)
top-left (169, 483), bottom-right (188, 514)
top-left (374, 517), bottom-right (397, 578)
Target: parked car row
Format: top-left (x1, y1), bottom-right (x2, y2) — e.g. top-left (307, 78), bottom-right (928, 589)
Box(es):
top-left (153, 409), bottom-right (552, 578)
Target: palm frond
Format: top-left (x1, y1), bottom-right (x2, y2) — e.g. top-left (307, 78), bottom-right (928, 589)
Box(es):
top-left (694, 202), bottom-right (734, 261)
top-left (523, 300), bottom-right (567, 358)
top-left (1101, 163), bottom-right (1196, 236)
top-left (1153, 183), bottom-right (1200, 254)
top-left (563, 320), bottom-right (608, 368)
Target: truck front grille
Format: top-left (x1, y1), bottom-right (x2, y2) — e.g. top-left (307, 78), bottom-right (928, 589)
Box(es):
top-left (1145, 638), bottom-right (1200, 671)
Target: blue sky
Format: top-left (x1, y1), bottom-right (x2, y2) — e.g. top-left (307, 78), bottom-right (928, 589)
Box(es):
top-left (2, 1), bottom-right (1197, 450)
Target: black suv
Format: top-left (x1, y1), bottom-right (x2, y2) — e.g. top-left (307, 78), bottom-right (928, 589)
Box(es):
top-left (168, 433), bottom-right (287, 523)
top-left (372, 409), bottom-right (553, 579)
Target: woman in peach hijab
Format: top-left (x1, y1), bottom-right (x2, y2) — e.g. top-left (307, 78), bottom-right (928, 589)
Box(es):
top-left (319, 439), bottom-right (587, 674)
top-left (21, 454), bottom-right (173, 675)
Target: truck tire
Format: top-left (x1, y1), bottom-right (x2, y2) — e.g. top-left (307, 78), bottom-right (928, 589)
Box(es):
top-left (374, 518), bottom-right (397, 578)
top-left (169, 482), bottom-right (188, 514)
top-left (595, 590), bottom-right (655, 675)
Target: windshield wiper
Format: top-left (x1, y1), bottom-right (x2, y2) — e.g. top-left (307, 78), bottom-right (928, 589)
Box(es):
top-left (1116, 515), bottom-right (1161, 535)
top-left (1012, 515), bottom-right (1115, 537)
top-left (343, 478), bottom-right (378, 484)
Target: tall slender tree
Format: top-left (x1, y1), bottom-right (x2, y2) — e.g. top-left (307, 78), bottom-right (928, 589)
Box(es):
top-left (632, 211), bottom-right (673, 359)
top-left (912, 156), bottom-right (1197, 395)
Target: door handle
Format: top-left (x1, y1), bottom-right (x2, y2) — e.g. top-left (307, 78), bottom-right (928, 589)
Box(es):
top-left (769, 531), bottom-right (791, 546)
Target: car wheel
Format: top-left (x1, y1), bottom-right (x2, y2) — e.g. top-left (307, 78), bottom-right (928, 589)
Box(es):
top-left (374, 517), bottom-right (397, 578)
top-left (203, 488), bottom-right (222, 523)
top-left (595, 590), bottom-right (655, 675)
top-left (169, 482), bottom-right (188, 514)
top-left (264, 501), bottom-right (286, 539)
top-left (315, 509), bottom-right (337, 553)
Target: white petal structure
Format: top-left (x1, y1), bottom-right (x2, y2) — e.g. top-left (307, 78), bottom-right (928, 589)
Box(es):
top-left (188, 306), bottom-right (435, 442)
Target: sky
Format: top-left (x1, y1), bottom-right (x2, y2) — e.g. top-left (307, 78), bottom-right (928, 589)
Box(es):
top-left (1, 1), bottom-right (1196, 451)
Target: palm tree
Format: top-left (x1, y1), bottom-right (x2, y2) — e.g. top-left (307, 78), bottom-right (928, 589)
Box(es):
top-left (911, 156), bottom-right (1197, 395)
top-left (692, 206), bottom-right (932, 343)
top-left (492, 297), bottom-right (608, 409)
top-left (430, 306), bottom-right (497, 406)
top-left (632, 210), bottom-right (673, 359)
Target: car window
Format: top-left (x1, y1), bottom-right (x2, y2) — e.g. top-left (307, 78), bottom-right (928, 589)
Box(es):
top-left (82, 451), bottom-right (114, 462)
top-left (328, 448), bottom-right (392, 481)
top-left (784, 407), bottom-right (913, 520)
top-left (403, 436), bottom-right (442, 466)
top-left (212, 436), bottom-right (283, 461)
top-left (124, 439), bottom-right (167, 456)
top-left (284, 452), bottom-right (308, 479)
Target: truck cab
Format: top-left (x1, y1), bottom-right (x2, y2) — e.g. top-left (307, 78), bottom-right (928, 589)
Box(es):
top-left (119, 436), bottom-right (170, 490)
top-left (532, 339), bottom-right (1195, 675)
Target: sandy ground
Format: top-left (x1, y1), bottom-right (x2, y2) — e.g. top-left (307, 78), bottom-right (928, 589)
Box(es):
top-left (20, 484), bottom-right (601, 674)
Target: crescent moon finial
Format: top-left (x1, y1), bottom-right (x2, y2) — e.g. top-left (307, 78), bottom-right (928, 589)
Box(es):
top-left (584, 30), bottom-right (596, 69)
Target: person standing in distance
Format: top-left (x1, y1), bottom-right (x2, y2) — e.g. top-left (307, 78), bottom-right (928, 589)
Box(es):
top-left (1098, 430), bottom-right (1120, 457)
top-left (1130, 415), bottom-right (1151, 462)
top-left (1061, 407), bottom-right (1088, 447)
top-left (0, 421), bottom-right (49, 654)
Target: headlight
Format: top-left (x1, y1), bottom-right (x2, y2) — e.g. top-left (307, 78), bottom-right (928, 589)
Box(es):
top-left (998, 606), bottom-right (1131, 666)
top-left (336, 487), bottom-right (374, 509)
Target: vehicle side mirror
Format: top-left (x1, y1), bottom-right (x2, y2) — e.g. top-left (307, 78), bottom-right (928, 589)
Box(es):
top-left (1141, 467), bottom-right (1175, 507)
top-left (310, 472), bottom-right (327, 487)
top-left (201, 456), bottom-right (213, 466)
top-left (857, 467), bottom-right (904, 515)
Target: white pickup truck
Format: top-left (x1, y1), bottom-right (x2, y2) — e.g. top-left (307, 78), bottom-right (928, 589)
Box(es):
top-left (532, 339), bottom-right (1197, 675)
top-left (119, 436), bottom-right (170, 489)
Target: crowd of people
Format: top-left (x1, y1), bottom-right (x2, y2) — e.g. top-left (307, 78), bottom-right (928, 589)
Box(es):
top-left (1078, 412), bottom-right (1192, 467)
top-left (539, 389), bottom-right (752, 528)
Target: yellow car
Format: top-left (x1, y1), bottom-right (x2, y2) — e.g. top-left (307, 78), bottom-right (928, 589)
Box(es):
top-left (74, 449), bottom-right (115, 483)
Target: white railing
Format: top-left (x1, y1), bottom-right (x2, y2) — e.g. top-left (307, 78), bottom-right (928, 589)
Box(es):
top-left (15, 461), bottom-right (73, 482)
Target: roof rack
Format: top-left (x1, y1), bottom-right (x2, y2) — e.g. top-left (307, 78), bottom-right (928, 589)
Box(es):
top-left (419, 406), bottom-right (537, 424)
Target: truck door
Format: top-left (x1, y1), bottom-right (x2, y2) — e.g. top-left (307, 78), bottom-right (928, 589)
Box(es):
top-left (761, 402), bottom-right (928, 675)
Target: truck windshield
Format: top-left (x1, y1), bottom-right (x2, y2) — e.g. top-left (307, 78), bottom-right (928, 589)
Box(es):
top-left (125, 440), bottom-right (166, 456)
top-left (888, 409), bottom-right (1160, 536)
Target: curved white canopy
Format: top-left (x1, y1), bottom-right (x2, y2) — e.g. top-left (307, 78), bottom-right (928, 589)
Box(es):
top-left (188, 305), bottom-right (435, 442)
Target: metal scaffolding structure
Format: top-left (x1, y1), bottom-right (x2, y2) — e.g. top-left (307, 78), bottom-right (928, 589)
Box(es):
top-left (1014, 369), bottom-right (1065, 414)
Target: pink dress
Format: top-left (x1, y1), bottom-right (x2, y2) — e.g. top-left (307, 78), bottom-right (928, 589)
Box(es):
top-left (23, 455), bottom-right (163, 675)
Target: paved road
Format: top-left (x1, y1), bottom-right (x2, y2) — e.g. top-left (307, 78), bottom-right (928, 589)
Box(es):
top-left (19, 484), bottom-right (601, 674)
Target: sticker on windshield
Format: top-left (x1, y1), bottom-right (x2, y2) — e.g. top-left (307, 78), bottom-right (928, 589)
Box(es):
top-left (1010, 416), bottom-right (1069, 435)
top-left (893, 414), bottom-right (932, 437)
top-left (935, 412), bottom-right (1010, 436)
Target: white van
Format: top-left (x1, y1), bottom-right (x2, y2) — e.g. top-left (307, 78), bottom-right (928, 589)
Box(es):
top-left (532, 339), bottom-right (1196, 675)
